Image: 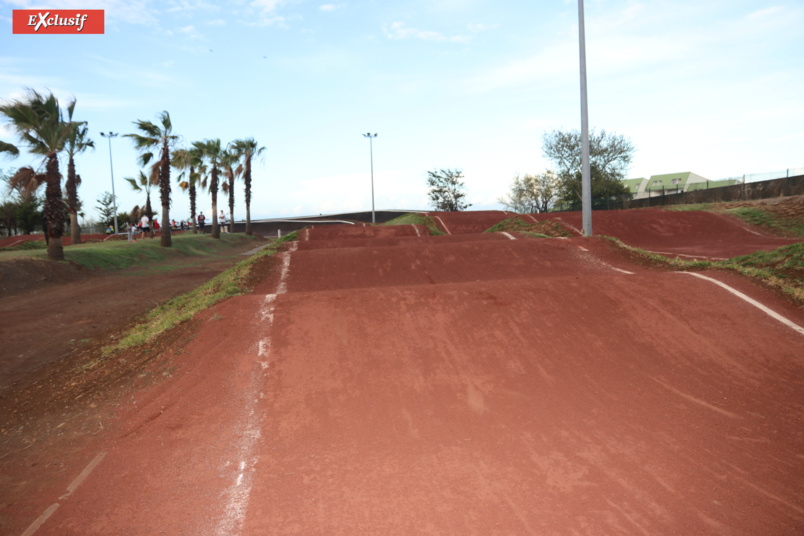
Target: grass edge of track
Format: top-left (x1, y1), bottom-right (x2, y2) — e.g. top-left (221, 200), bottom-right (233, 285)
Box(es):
top-left (604, 236), bottom-right (804, 305)
top-left (86, 231), bottom-right (300, 368)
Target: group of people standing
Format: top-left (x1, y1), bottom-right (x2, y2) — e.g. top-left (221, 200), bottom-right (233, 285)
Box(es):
top-left (196, 211), bottom-right (230, 234)
top-left (124, 211), bottom-right (232, 241)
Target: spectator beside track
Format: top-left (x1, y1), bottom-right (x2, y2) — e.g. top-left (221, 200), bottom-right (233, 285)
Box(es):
top-left (140, 214), bottom-right (150, 239)
top-left (198, 212), bottom-right (206, 233)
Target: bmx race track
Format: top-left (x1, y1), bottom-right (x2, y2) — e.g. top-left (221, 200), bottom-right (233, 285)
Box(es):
top-left (20, 209), bottom-right (804, 535)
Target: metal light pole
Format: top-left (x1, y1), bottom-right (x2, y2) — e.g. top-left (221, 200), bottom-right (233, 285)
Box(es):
top-left (362, 132), bottom-right (378, 224)
top-left (100, 131), bottom-right (119, 234)
top-left (578, 0), bottom-right (592, 236)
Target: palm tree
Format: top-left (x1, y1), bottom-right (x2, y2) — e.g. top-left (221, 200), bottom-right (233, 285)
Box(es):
top-left (193, 138), bottom-right (224, 239)
top-left (221, 145), bottom-right (243, 233)
top-left (230, 138), bottom-right (265, 235)
top-left (63, 100), bottom-right (94, 246)
top-left (0, 140), bottom-right (19, 157)
top-left (172, 146), bottom-right (204, 234)
top-left (124, 167), bottom-right (158, 236)
top-left (126, 111), bottom-right (177, 247)
top-left (0, 89), bottom-right (76, 261)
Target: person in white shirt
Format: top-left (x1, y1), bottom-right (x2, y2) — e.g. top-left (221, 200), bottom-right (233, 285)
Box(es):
top-left (140, 214), bottom-right (150, 239)
top-left (220, 210), bottom-right (228, 233)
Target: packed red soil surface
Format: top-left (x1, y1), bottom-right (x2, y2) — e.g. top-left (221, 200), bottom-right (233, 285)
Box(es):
top-left (2, 207), bottom-right (804, 535)
top-left (531, 209), bottom-right (801, 259)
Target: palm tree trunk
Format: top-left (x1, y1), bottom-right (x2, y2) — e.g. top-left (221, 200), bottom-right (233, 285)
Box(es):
top-left (69, 211), bottom-right (80, 245)
top-left (44, 153), bottom-right (64, 261)
top-left (67, 157), bottom-right (81, 245)
top-left (160, 143), bottom-right (172, 247)
top-left (245, 156), bottom-right (252, 236)
top-left (211, 165), bottom-right (220, 239)
top-left (189, 174), bottom-right (198, 234)
top-left (228, 187), bottom-right (234, 234)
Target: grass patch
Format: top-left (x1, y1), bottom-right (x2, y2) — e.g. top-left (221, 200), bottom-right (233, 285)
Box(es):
top-left (383, 213), bottom-right (445, 235)
top-left (1, 232), bottom-right (257, 270)
top-left (605, 236), bottom-right (804, 304)
top-left (668, 201), bottom-right (804, 237)
top-left (91, 232), bottom-right (298, 365)
top-left (726, 207), bottom-right (804, 237)
top-left (485, 216), bottom-right (574, 237)
top-left (718, 242), bottom-right (804, 302)
top-left (0, 240), bottom-right (48, 251)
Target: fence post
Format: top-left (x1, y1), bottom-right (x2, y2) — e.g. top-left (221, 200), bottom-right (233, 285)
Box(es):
top-left (743, 174), bottom-right (746, 201)
top-left (662, 186), bottom-right (665, 206)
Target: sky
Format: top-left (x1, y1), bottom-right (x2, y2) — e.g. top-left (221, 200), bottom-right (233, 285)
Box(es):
top-left (1, 0), bottom-right (803, 225)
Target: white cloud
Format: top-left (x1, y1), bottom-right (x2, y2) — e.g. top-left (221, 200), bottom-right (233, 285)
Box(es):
top-left (251, 0), bottom-right (284, 12)
top-left (319, 4), bottom-right (337, 12)
top-left (383, 21), bottom-right (474, 44)
top-left (178, 24), bottom-right (204, 39)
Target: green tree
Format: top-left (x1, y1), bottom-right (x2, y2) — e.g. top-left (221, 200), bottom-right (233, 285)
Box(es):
top-left (542, 129), bottom-right (634, 206)
top-left (126, 111), bottom-right (177, 247)
top-left (426, 168), bottom-right (472, 212)
top-left (63, 100), bottom-right (94, 245)
top-left (0, 89), bottom-right (77, 260)
top-left (230, 138), bottom-right (265, 235)
top-left (124, 168), bottom-right (158, 235)
top-left (172, 146), bottom-right (204, 234)
top-left (193, 138), bottom-right (224, 239)
top-left (499, 171), bottom-right (559, 214)
top-left (96, 192), bottom-right (118, 229)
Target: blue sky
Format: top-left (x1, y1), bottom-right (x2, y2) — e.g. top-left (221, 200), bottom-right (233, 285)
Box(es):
top-left (1, 0), bottom-right (803, 224)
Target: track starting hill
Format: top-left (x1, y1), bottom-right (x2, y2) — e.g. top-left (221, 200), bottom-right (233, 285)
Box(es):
top-left (22, 208), bottom-right (804, 534)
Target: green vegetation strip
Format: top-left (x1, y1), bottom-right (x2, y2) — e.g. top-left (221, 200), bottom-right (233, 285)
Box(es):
top-left (95, 232), bottom-right (299, 364)
top-left (726, 207), bottom-right (804, 237)
top-left (383, 213), bottom-right (445, 235)
top-left (485, 216), bottom-right (573, 237)
top-left (667, 203), bottom-right (804, 237)
top-left (1, 232), bottom-right (257, 269)
top-left (606, 237), bottom-right (804, 304)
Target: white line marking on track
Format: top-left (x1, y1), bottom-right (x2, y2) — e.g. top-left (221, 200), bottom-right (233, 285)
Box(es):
top-left (217, 241), bottom-right (298, 536)
top-left (434, 216), bottom-right (451, 235)
top-left (609, 266), bottom-right (635, 275)
top-left (411, 224), bottom-right (421, 237)
top-left (22, 451), bottom-right (107, 536)
top-left (557, 218), bottom-right (582, 235)
top-left (501, 232), bottom-right (516, 240)
top-left (576, 246), bottom-right (588, 252)
top-left (681, 272), bottom-right (804, 336)
top-left (20, 504), bottom-right (60, 536)
top-left (525, 214), bottom-right (538, 224)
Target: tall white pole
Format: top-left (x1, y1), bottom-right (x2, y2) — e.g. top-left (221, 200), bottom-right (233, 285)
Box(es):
top-left (579, 0), bottom-right (592, 236)
top-left (363, 132), bottom-right (377, 224)
top-left (101, 132), bottom-right (120, 234)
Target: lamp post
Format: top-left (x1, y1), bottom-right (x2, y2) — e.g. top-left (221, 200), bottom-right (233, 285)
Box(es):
top-left (578, 0), bottom-right (592, 236)
top-left (100, 131), bottom-right (119, 234)
top-left (362, 133), bottom-right (377, 224)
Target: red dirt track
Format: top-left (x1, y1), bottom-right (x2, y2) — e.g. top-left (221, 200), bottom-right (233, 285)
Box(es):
top-left (6, 211), bottom-right (804, 535)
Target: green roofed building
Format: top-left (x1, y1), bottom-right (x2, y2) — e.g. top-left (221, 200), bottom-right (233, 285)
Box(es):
top-left (646, 172), bottom-right (708, 192)
top-left (622, 178), bottom-right (647, 196)
top-left (622, 172), bottom-right (742, 199)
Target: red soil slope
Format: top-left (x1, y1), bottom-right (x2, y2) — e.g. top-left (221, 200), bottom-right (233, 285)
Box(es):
top-left (24, 219), bottom-right (804, 535)
top-left (531, 209), bottom-right (801, 259)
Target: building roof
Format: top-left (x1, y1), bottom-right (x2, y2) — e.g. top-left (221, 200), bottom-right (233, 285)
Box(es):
top-left (621, 178), bottom-right (646, 194)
